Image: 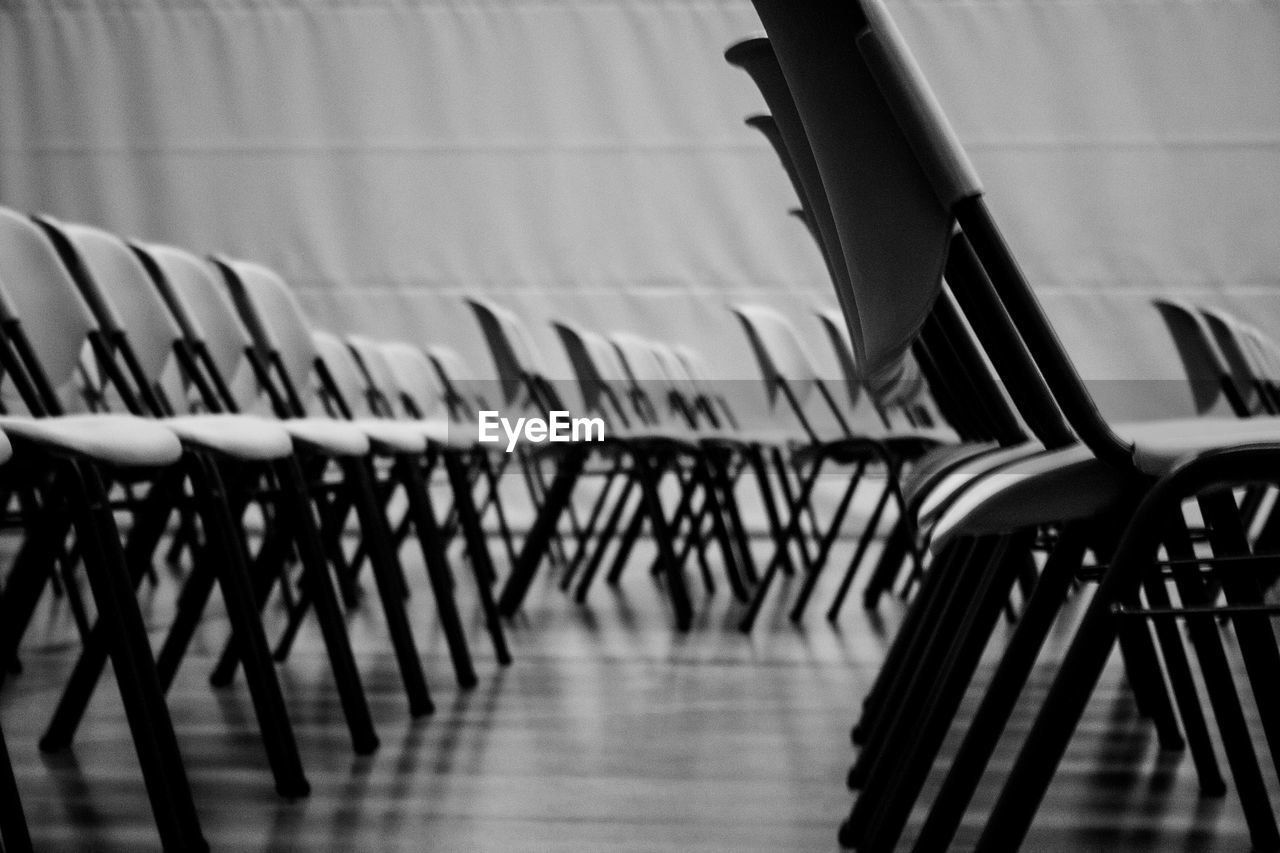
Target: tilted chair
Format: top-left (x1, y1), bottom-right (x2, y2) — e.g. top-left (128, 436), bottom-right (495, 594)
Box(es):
top-left (745, 2), bottom-right (1280, 849)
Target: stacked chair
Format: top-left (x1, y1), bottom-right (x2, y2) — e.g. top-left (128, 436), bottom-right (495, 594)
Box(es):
top-left (729, 0), bottom-right (1280, 849)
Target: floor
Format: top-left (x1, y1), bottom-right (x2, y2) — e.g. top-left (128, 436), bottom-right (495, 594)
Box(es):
top-left (0, 489), bottom-right (1269, 851)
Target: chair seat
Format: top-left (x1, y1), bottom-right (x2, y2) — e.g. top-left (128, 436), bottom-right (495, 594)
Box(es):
top-left (0, 414), bottom-right (183, 468)
top-left (921, 417), bottom-right (1280, 549)
top-left (1117, 416), bottom-right (1280, 475)
top-left (351, 419), bottom-right (429, 454)
top-left (929, 445), bottom-right (1126, 550)
top-left (901, 441), bottom-right (999, 509)
top-left (164, 414), bottom-right (294, 461)
top-left (282, 418), bottom-right (371, 457)
top-left (916, 442), bottom-right (1047, 524)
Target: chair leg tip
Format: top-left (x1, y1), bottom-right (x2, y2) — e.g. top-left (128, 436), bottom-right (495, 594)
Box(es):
top-left (276, 779), bottom-right (311, 799)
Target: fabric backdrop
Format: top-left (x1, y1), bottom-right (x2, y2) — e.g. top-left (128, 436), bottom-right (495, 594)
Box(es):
top-left (2, 0), bottom-right (1278, 425)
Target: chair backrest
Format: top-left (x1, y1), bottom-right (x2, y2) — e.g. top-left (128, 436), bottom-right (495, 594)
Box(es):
top-left (552, 320), bottom-right (607, 415)
top-left (216, 257), bottom-right (319, 416)
top-left (134, 242), bottom-right (263, 414)
top-left (0, 206), bottom-right (99, 414)
top-left (725, 38), bottom-right (867, 371)
top-left (649, 341), bottom-right (699, 399)
top-left (1198, 306), bottom-right (1264, 412)
top-left (814, 308), bottom-right (864, 410)
top-left (750, 0), bottom-right (1139, 463)
top-left (39, 218), bottom-right (185, 411)
top-left (466, 297), bottom-right (546, 406)
top-left (346, 334), bottom-right (404, 417)
top-left (737, 8), bottom-right (959, 385)
top-left (1151, 298), bottom-right (1233, 415)
top-left (609, 332), bottom-right (669, 382)
top-left (744, 114), bottom-right (807, 216)
top-left (729, 303), bottom-right (821, 408)
top-left (425, 344), bottom-right (480, 417)
top-left (378, 340), bottom-right (447, 419)
top-left (311, 329), bottom-right (373, 419)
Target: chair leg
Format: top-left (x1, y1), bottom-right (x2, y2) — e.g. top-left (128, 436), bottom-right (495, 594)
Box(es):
top-left (911, 524), bottom-right (1090, 853)
top-left (475, 451), bottom-right (520, 572)
top-left (0, 719), bottom-right (33, 853)
top-left (829, 477), bottom-right (898, 624)
top-left (40, 467), bottom-right (182, 751)
top-left (1199, 489), bottom-right (1280, 774)
top-left (858, 517), bottom-right (913, 613)
top-left (1161, 516), bottom-right (1279, 846)
top-left (560, 460), bottom-right (621, 590)
top-left (188, 455), bottom-right (311, 797)
top-left (396, 456), bottom-right (480, 688)
top-left (746, 446), bottom-right (794, 582)
top-left (274, 458), bottom-right (379, 756)
top-left (697, 454), bottom-right (751, 602)
top-left (847, 538), bottom-right (994, 790)
top-left (711, 448), bottom-right (758, 588)
top-left (858, 530), bottom-right (1034, 852)
top-left (1137, 574), bottom-right (1223, 790)
top-left (975, 504), bottom-right (1280, 853)
top-left (848, 539), bottom-right (969, 751)
top-left (604, 499), bottom-right (647, 587)
top-left (840, 534), bottom-right (1013, 848)
top-left (0, 508), bottom-right (71, 689)
top-left (343, 457), bottom-right (435, 717)
top-left (441, 450), bottom-right (513, 666)
top-left (788, 461), bottom-right (863, 622)
top-left (497, 446), bottom-right (587, 615)
top-left (738, 454), bottom-right (827, 633)
top-left (209, 525), bottom-right (289, 685)
top-left (67, 460), bottom-right (208, 852)
top-left (575, 476), bottom-right (636, 602)
top-left (633, 449), bottom-right (693, 631)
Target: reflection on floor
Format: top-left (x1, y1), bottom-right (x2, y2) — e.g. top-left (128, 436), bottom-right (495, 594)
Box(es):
top-left (1, 525), bottom-right (1265, 851)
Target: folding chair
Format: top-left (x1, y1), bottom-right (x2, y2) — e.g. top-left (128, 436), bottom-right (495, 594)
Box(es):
top-left (0, 208), bottom-right (208, 850)
top-left (478, 302), bottom-right (707, 630)
top-left (554, 323), bottom-right (751, 606)
top-left (213, 256), bottom-right (496, 687)
top-left (310, 329), bottom-right (511, 666)
top-left (730, 303), bottom-right (954, 629)
top-left (24, 215), bottom-right (327, 796)
top-left (135, 241), bottom-right (437, 721)
top-left (744, 2), bottom-right (1280, 849)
